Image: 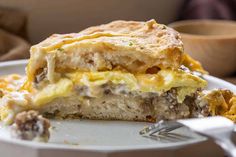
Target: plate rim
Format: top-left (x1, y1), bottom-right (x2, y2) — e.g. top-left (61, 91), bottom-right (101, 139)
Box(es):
top-left (0, 59), bottom-right (28, 67)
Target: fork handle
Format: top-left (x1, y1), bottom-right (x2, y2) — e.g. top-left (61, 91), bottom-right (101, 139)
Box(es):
top-left (215, 138), bottom-right (236, 157)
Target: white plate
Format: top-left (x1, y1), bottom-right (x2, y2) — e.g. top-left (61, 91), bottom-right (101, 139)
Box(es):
top-left (0, 60), bottom-right (235, 157)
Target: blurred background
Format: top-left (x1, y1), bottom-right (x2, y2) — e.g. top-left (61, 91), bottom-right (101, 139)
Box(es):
top-left (0, 0), bottom-right (235, 82)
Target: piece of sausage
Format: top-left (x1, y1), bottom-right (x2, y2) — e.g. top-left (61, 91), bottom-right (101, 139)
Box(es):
top-left (11, 110), bottom-right (51, 142)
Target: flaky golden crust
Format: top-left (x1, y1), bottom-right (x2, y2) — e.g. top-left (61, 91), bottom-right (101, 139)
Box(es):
top-left (27, 20), bottom-right (184, 82)
top-left (36, 19), bottom-right (183, 59)
top-left (79, 19), bottom-right (183, 59)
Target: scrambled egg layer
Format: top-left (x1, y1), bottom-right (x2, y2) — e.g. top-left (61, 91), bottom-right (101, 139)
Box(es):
top-left (34, 78), bottom-right (73, 106)
top-left (32, 69), bottom-right (207, 106)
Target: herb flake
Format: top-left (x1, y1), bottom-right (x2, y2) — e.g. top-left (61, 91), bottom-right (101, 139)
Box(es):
top-left (57, 48), bottom-right (64, 52)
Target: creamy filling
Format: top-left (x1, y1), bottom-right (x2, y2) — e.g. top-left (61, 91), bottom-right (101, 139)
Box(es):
top-left (0, 67), bottom-right (207, 124)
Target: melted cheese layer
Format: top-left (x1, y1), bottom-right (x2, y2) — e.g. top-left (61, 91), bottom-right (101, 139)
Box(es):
top-left (66, 69), bottom-right (207, 92)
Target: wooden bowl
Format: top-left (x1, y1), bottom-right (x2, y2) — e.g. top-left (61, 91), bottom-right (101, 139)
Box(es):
top-left (169, 20), bottom-right (236, 77)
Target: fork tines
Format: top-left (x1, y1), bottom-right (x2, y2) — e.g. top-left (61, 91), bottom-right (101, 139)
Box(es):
top-left (139, 120), bottom-right (183, 136)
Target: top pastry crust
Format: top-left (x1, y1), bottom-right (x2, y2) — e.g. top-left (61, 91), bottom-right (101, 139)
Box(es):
top-left (27, 20), bottom-right (184, 81)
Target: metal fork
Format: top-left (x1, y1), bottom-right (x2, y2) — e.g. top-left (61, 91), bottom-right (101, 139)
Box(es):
top-left (140, 116), bottom-right (236, 157)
